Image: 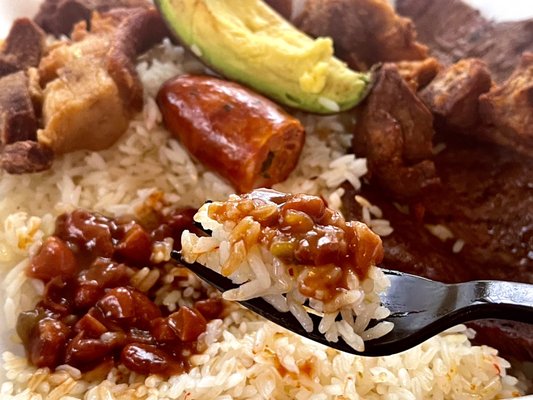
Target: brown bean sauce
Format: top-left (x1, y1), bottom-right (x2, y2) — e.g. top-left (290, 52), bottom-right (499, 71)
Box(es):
top-left (208, 189), bottom-right (384, 303)
top-left (17, 208), bottom-right (225, 377)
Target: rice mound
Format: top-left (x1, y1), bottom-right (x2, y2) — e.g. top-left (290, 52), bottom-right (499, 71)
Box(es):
top-left (181, 202), bottom-right (393, 352)
top-left (0, 39), bottom-right (526, 398)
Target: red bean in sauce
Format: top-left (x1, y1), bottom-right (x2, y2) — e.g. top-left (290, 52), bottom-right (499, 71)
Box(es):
top-left (17, 208), bottom-right (225, 377)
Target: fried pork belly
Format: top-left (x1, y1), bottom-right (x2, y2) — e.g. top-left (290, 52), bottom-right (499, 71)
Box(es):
top-left (478, 52), bottom-right (533, 157)
top-left (395, 57), bottom-right (441, 91)
top-left (1, 140), bottom-right (54, 174)
top-left (0, 71), bottom-right (39, 146)
top-left (267, 0), bottom-right (428, 71)
top-left (0, 19), bottom-right (46, 78)
top-left (38, 8), bottom-right (167, 154)
top-left (39, 57), bottom-right (130, 154)
top-left (34, 0), bottom-right (152, 36)
top-left (396, 0), bottom-right (533, 82)
top-left (353, 64), bottom-right (439, 199)
top-left (419, 58), bottom-right (492, 132)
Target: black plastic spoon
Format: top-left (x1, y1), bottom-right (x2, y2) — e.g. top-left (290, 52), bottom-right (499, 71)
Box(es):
top-left (172, 251), bottom-right (533, 356)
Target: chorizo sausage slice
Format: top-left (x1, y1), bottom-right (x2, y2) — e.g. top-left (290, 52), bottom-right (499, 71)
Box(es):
top-left (157, 75), bottom-right (305, 193)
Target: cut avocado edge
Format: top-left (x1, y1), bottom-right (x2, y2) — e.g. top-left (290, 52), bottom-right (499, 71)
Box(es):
top-left (155, 0), bottom-right (372, 114)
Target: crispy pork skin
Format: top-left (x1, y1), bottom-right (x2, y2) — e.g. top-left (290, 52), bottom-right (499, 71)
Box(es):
top-left (267, 0), bottom-right (428, 71)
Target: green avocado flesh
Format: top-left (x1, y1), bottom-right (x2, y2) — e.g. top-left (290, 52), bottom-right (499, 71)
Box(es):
top-left (155, 0), bottom-right (371, 114)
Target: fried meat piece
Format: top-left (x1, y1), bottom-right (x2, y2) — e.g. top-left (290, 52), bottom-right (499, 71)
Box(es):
top-left (0, 19), bottom-right (46, 78)
top-left (478, 52), bottom-right (533, 157)
top-left (39, 56), bottom-right (130, 154)
top-left (38, 8), bottom-right (167, 154)
top-left (268, 0), bottom-right (428, 71)
top-left (353, 64), bottom-right (439, 199)
top-left (395, 57), bottom-right (441, 91)
top-left (419, 58), bottom-right (492, 132)
top-left (0, 71), bottom-right (38, 145)
top-left (396, 0), bottom-right (533, 82)
top-left (34, 0), bottom-right (151, 36)
top-left (1, 141), bottom-right (54, 174)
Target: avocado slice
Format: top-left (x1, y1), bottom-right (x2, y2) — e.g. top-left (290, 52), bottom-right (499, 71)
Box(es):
top-left (155, 0), bottom-right (371, 114)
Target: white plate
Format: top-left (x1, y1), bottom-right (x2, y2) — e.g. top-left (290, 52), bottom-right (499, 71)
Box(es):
top-left (0, 1), bottom-right (532, 398)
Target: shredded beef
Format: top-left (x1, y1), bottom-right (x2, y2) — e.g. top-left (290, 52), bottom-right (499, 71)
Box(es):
top-left (0, 19), bottom-right (46, 78)
top-left (0, 71), bottom-right (38, 145)
top-left (1, 141), bottom-right (54, 174)
top-left (353, 64), bottom-right (439, 199)
top-left (396, 0), bottom-right (533, 82)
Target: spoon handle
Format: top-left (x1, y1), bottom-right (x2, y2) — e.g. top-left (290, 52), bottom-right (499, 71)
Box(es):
top-left (456, 280), bottom-right (533, 323)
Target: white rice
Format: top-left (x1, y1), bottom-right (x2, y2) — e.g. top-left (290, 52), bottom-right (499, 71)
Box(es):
top-left (0, 38), bottom-right (526, 398)
top-left (181, 201), bottom-right (393, 352)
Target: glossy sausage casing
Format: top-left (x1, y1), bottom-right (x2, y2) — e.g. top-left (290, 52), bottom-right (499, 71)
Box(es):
top-left (156, 75), bottom-right (305, 193)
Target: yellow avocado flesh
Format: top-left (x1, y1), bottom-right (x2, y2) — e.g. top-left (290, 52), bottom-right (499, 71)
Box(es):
top-left (156, 0), bottom-right (371, 114)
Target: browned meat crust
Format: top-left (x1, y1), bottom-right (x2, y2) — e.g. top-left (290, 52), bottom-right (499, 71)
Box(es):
top-left (1, 141), bottom-right (54, 174)
top-left (478, 52), bottom-right (533, 157)
top-left (268, 0), bottom-right (428, 71)
top-left (0, 71), bottom-right (38, 145)
top-left (0, 19), bottom-right (46, 78)
top-left (353, 64), bottom-right (439, 199)
top-left (34, 0), bottom-right (152, 36)
top-left (419, 58), bottom-right (492, 132)
top-left (395, 57), bottom-right (441, 91)
top-left (396, 0), bottom-right (533, 82)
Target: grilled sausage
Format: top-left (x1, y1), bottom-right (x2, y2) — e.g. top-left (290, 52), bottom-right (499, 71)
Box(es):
top-left (156, 75), bottom-right (305, 193)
